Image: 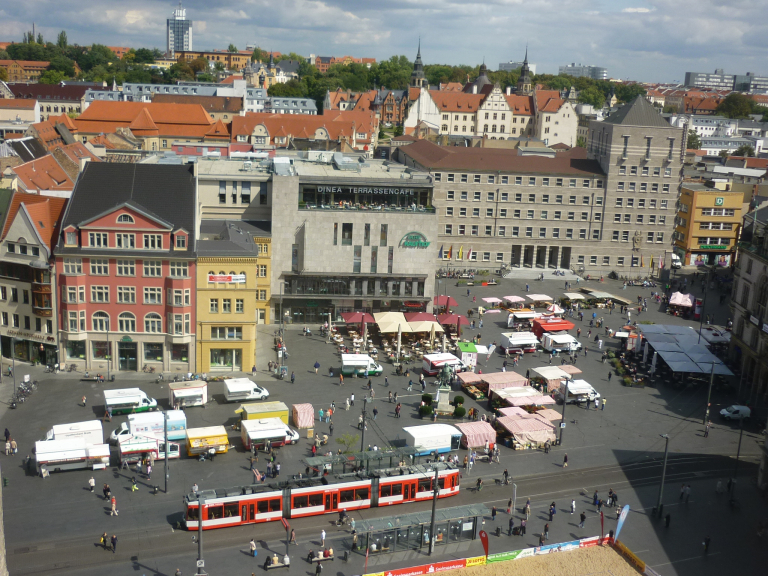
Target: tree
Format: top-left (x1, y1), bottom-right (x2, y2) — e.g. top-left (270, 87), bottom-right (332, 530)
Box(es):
top-left (189, 57), bottom-right (209, 74)
top-left (36, 33), bottom-right (44, 45)
top-left (687, 130), bottom-right (701, 150)
top-left (38, 70), bottom-right (67, 84)
top-left (48, 55), bottom-right (75, 77)
top-left (576, 136), bottom-right (587, 148)
top-left (614, 83), bottom-right (646, 103)
top-left (718, 149), bottom-right (730, 159)
top-left (663, 104), bottom-right (678, 114)
top-left (252, 47), bottom-right (269, 62)
top-left (0, 68), bottom-right (7, 82)
top-left (578, 86), bottom-right (605, 108)
top-left (228, 43), bottom-right (238, 53)
top-left (715, 93), bottom-right (754, 119)
top-left (335, 433), bottom-right (359, 454)
top-left (56, 31), bottom-right (68, 49)
top-left (213, 61), bottom-right (225, 73)
top-left (268, 79), bottom-right (305, 97)
top-left (734, 144), bottom-right (755, 157)
top-left (394, 125), bottom-right (404, 137)
top-left (133, 48), bottom-right (156, 64)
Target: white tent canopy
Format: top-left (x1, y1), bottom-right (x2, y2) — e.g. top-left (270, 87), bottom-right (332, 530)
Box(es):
top-left (409, 321), bottom-right (444, 333)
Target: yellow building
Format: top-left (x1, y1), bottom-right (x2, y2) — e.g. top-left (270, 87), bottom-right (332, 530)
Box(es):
top-left (674, 183), bottom-right (743, 267)
top-left (196, 221), bottom-right (271, 373)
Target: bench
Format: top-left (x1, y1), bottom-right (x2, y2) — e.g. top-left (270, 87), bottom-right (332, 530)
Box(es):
top-left (80, 377), bottom-right (102, 382)
top-left (310, 554), bottom-right (334, 563)
top-left (265, 560), bottom-right (289, 570)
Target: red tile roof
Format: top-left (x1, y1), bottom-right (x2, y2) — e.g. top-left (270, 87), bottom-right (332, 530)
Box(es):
top-left (12, 155), bottom-right (76, 193)
top-left (153, 94), bottom-right (243, 114)
top-left (205, 119), bottom-right (230, 139)
top-left (535, 90), bottom-right (565, 113)
top-left (0, 59), bottom-right (49, 69)
top-left (505, 94), bottom-right (534, 115)
top-left (0, 98), bottom-right (37, 110)
top-left (220, 75), bottom-right (244, 85)
top-left (57, 142), bottom-right (100, 164)
top-left (1, 191), bottom-right (68, 251)
top-left (439, 83), bottom-right (464, 92)
top-left (1, 192), bottom-right (51, 240)
top-left (428, 90), bottom-right (483, 112)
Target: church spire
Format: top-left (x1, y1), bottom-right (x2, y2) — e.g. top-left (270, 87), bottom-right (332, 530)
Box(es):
top-left (410, 39), bottom-right (425, 88)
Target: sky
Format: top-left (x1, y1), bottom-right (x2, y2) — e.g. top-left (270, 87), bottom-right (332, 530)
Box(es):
top-left (2, 0), bottom-right (768, 83)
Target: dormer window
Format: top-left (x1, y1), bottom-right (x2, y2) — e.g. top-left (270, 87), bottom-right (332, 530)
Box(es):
top-left (117, 214), bottom-right (134, 224)
top-left (65, 231), bottom-right (78, 246)
top-left (176, 235), bottom-right (187, 249)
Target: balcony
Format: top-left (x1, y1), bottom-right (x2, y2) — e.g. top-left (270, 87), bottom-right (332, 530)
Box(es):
top-left (31, 281), bottom-right (52, 294)
top-left (33, 305), bottom-right (53, 317)
top-left (299, 203), bottom-right (435, 214)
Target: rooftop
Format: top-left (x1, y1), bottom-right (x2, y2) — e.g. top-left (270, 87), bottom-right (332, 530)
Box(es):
top-left (198, 220), bottom-right (272, 257)
top-left (603, 95), bottom-right (672, 128)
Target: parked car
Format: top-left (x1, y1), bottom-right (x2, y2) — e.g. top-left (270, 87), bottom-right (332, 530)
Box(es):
top-left (719, 405), bottom-right (751, 421)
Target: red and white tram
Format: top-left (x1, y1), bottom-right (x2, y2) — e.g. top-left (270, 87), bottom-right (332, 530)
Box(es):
top-left (184, 463), bottom-right (460, 530)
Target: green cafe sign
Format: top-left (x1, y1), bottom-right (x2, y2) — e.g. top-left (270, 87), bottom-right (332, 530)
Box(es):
top-left (699, 245), bottom-right (727, 250)
top-left (399, 231), bottom-right (431, 249)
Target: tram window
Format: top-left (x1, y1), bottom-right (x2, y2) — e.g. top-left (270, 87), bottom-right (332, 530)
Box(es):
top-left (355, 487), bottom-right (369, 500)
top-left (418, 478), bottom-right (431, 492)
top-left (381, 485), bottom-right (391, 497)
top-left (391, 483), bottom-right (402, 496)
top-left (208, 505), bottom-right (223, 520)
top-left (309, 493), bottom-right (323, 507)
top-left (438, 478), bottom-right (445, 490)
top-left (258, 500), bottom-right (269, 513)
top-left (187, 507), bottom-right (199, 521)
top-left (340, 489), bottom-right (354, 502)
top-left (293, 495), bottom-right (309, 508)
top-left (269, 499), bottom-right (281, 511)
top-left (224, 503), bottom-right (238, 517)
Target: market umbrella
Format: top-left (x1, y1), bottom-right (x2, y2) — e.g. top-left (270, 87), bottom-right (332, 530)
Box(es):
top-left (397, 324), bottom-right (402, 362)
top-left (442, 331), bottom-right (447, 352)
top-left (503, 295), bottom-right (525, 303)
top-left (546, 304), bottom-right (564, 314)
top-left (437, 313), bottom-right (470, 339)
top-left (430, 322), bottom-right (436, 346)
top-left (434, 295), bottom-right (458, 308)
top-left (404, 312), bottom-right (437, 322)
top-left (482, 297), bottom-right (503, 304)
top-left (341, 311), bottom-right (375, 324)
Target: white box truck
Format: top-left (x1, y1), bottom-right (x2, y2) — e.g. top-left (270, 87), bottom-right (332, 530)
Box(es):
top-left (117, 434), bottom-right (180, 464)
top-left (104, 388), bottom-right (158, 415)
top-left (402, 424), bottom-right (462, 456)
top-left (555, 379), bottom-right (600, 405)
top-left (44, 420), bottom-right (104, 445)
top-left (223, 378), bottom-right (269, 402)
top-left (109, 410), bottom-right (187, 443)
top-left (541, 333), bottom-right (582, 353)
top-left (169, 381), bottom-right (208, 408)
top-left (340, 354), bottom-right (383, 377)
top-left (35, 439), bottom-right (110, 473)
top-left (240, 418), bottom-right (300, 450)
top-left (422, 353), bottom-right (469, 377)
top-left (500, 332), bottom-right (539, 354)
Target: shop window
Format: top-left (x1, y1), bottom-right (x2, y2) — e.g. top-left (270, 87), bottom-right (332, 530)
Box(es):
top-left (171, 344), bottom-right (188, 362)
top-left (144, 342), bottom-right (163, 361)
top-left (341, 223), bottom-right (353, 246)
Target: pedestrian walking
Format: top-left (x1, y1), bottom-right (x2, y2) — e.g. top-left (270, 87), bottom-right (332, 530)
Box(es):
top-left (339, 374), bottom-right (344, 386)
top-left (81, 395), bottom-right (87, 407)
top-left (389, 391), bottom-right (393, 403)
top-left (703, 536), bottom-right (710, 554)
top-left (492, 506), bottom-right (497, 521)
top-left (563, 453), bottom-right (568, 467)
top-left (146, 464), bottom-right (152, 479)
top-left (502, 468), bottom-right (509, 484)
top-left (579, 512), bottom-right (586, 529)
top-left (250, 538), bottom-right (257, 557)
top-left (290, 372), bottom-right (295, 384)
top-left (103, 483), bottom-right (110, 499)
top-left (608, 371), bottom-right (612, 382)
top-left (601, 398), bottom-right (606, 411)
top-left (684, 484), bottom-right (691, 503)
top-left (526, 284), bottom-right (529, 292)
top-left (593, 490), bottom-right (599, 507)
top-left (395, 403), bottom-right (401, 418)
top-left (329, 423), bottom-right (334, 436)
top-left (131, 476), bottom-right (138, 492)
top-left (321, 529), bottom-right (326, 547)
top-left (598, 339), bottom-right (603, 349)
top-left (597, 499), bottom-right (603, 512)
top-left (276, 462), bottom-right (281, 476)
top-left (704, 421), bottom-right (710, 438)
top-left (544, 523), bottom-right (549, 540)
top-left (679, 484), bottom-right (685, 501)
top-left (525, 503), bottom-right (531, 520)
top-left (88, 477), bottom-right (95, 492)
top-left (520, 519), bottom-right (526, 535)
top-left (290, 528), bottom-right (297, 544)
top-left (316, 563), bottom-right (323, 576)
top-left (508, 517), bottom-right (514, 536)
top-left (507, 498), bottom-right (512, 514)
top-left (3, 428), bottom-right (9, 444)
top-left (314, 361), bottom-right (320, 374)
top-left (548, 505), bottom-right (555, 521)
top-left (616, 507), bottom-right (621, 520)
top-left (372, 407), bottom-right (378, 420)
top-left (111, 534), bottom-right (117, 553)
top-left (350, 393), bottom-right (355, 406)
top-left (110, 496), bottom-right (118, 516)
top-left (100, 532), bottom-right (108, 549)
top-left (594, 397), bottom-right (599, 410)
top-left (607, 489), bottom-right (614, 506)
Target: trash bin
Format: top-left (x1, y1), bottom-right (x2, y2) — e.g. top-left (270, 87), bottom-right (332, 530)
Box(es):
top-left (307, 428), bottom-right (314, 439)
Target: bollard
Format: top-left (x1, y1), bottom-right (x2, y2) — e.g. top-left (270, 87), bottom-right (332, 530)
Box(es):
top-left (153, 485), bottom-right (158, 495)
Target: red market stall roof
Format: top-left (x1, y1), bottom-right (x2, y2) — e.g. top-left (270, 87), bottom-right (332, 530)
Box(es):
top-left (531, 317), bottom-right (575, 338)
top-left (497, 414), bottom-right (556, 445)
top-left (481, 371), bottom-right (527, 390)
top-left (455, 421), bottom-right (497, 449)
top-left (536, 408), bottom-right (564, 422)
top-left (292, 403), bottom-right (314, 428)
top-left (497, 406), bottom-right (528, 418)
top-left (559, 365), bottom-right (583, 375)
top-left (457, 372), bottom-right (483, 385)
top-left (504, 394), bottom-right (556, 407)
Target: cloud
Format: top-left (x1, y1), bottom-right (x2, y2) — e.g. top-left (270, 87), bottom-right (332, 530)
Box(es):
top-left (621, 7), bottom-right (652, 13)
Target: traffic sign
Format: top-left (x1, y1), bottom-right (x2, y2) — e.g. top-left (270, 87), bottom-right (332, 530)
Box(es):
top-left (560, 422), bottom-right (566, 428)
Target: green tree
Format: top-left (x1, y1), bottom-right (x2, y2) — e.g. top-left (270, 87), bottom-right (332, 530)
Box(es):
top-left (394, 125), bottom-right (404, 136)
top-left (734, 144), bottom-right (755, 157)
top-left (335, 433), bottom-right (359, 454)
top-left (38, 70), bottom-right (67, 84)
top-left (718, 149), bottom-right (730, 159)
top-left (133, 48), bottom-right (156, 64)
top-left (78, 44), bottom-right (117, 73)
top-left (268, 79), bottom-right (305, 97)
top-left (663, 104), bottom-right (679, 114)
top-left (252, 47), bottom-right (269, 62)
top-left (36, 33), bottom-right (44, 45)
top-left (576, 136), bottom-right (587, 148)
top-left (56, 31), bottom-right (67, 49)
top-left (687, 130), bottom-right (701, 150)
top-left (0, 68), bottom-right (7, 82)
top-left (228, 43), bottom-right (238, 53)
top-left (48, 55), bottom-right (75, 76)
top-left (213, 61), bottom-right (225, 73)
top-left (614, 83), bottom-right (646, 103)
top-left (189, 57), bottom-right (209, 74)
top-left (715, 93), bottom-right (754, 119)
top-left (578, 86), bottom-right (604, 108)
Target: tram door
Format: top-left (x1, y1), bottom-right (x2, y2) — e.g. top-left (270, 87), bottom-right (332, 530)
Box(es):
top-left (404, 481), bottom-right (417, 502)
top-left (324, 492), bottom-right (338, 512)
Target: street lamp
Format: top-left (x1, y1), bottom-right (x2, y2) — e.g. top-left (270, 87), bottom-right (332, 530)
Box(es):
top-left (428, 464), bottom-right (440, 555)
top-left (730, 418), bottom-right (744, 504)
top-left (654, 434), bottom-right (670, 517)
top-left (11, 336), bottom-right (16, 397)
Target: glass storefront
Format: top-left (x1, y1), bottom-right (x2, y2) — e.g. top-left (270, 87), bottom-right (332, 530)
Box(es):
top-left (299, 185), bottom-right (432, 211)
top-left (66, 340), bottom-right (86, 360)
top-left (171, 344), bottom-right (189, 363)
top-left (118, 342), bottom-right (138, 371)
top-left (92, 341), bottom-right (111, 360)
top-left (144, 342), bottom-right (164, 362)
top-left (210, 348), bottom-right (242, 371)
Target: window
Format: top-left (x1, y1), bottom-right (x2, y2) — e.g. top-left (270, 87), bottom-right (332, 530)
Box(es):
top-left (525, 227), bottom-right (533, 237)
top-left (145, 313), bottom-right (162, 333)
top-left (472, 208), bottom-right (480, 217)
top-left (210, 299), bottom-right (219, 313)
top-left (636, 215), bottom-right (644, 224)
top-left (541, 211), bottom-right (548, 220)
top-left (231, 181), bottom-right (238, 204)
top-left (89, 232), bottom-right (107, 247)
top-left (658, 215), bottom-right (666, 225)
top-left (142, 260), bottom-right (161, 277)
top-left (498, 226), bottom-right (506, 237)
top-left (65, 231), bottom-right (77, 246)
top-left (117, 260), bottom-right (135, 276)
top-left (612, 231), bottom-right (619, 241)
top-left (629, 182), bottom-right (636, 192)
top-left (91, 286), bottom-right (109, 303)
top-left (623, 214), bottom-right (631, 223)
top-left (484, 225), bottom-right (492, 236)
top-left (514, 193), bottom-right (522, 202)
top-left (444, 224), bottom-right (453, 235)
top-left (528, 193), bottom-right (536, 203)
top-left (499, 209), bottom-right (507, 218)
top-left (528, 177), bottom-right (536, 186)
top-left (590, 256), bottom-right (597, 265)
top-left (486, 208), bottom-right (494, 217)
top-left (117, 287), bottom-right (136, 304)
top-left (471, 225), bottom-right (478, 236)
top-left (388, 246), bottom-right (394, 274)
top-left (617, 257), bottom-right (625, 266)
top-left (175, 235), bottom-right (186, 249)
top-left (211, 327), bottom-right (243, 340)
top-left (353, 245), bottom-right (362, 273)
top-left (434, 173), bottom-right (442, 182)
top-left (241, 181), bottom-right (251, 204)
top-left (581, 212), bottom-right (588, 221)
top-left (567, 212), bottom-right (575, 221)
top-left (170, 262), bottom-right (188, 277)
top-left (501, 193), bottom-right (508, 201)
top-left (527, 210), bottom-right (534, 219)
top-left (144, 287), bottom-right (162, 304)
top-left (92, 312), bottom-right (109, 332)
top-left (553, 211), bottom-right (561, 220)
top-left (473, 191), bottom-right (481, 201)
top-left (542, 178), bottom-right (550, 187)
top-left (143, 234), bottom-right (162, 249)
top-left (487, 192), bottom-right (495, 201)
top-left (515, 177), bottom-right (523, 186)
top-left (592, 229), bottom-right (600, 239)
top-left (579, 229), bottom-right (587, 239)
top-left (461, 175), bottom-right (469, 183)
top-left (64, 258), bottom-right (82, 274)
top-left (116, 234), bottom-right (135, 249)
top-left (664, 167), bottom-right (671, 177)
top-left (539, 227), bottom-right (546, 238)
top-left (622, 231), bottom-right (629, 242)
top-left (501, 176), bottom-right (509, 185)
top-left (627, 198), bottom-right (634, 208)
top-left (496, 253), bottom-right (504, 262)
top-left (236, 299), bottom-right (244, 313)
top-left (617, 182), bottom-right (625, 192)
top-left (118, 312), bottom-right (136, 332)
top-left (447, 174), bottom-right (455, 182)
top-left (577, 256), bottom-right (585, 265)
top-left (656, 232), bottom-right (664, 243)
top-left (380, 224), bottom-right (388, 246)
top-left (458, 225), bottom-right (465, 235)
top-left (341, 223), bottom-right (353, 246)
top-left (90, 259), bottom-right (109, 275)
top-left (482, 252), bottom-right (490, 261)
top-left (446, 191), bottom-right (454, 200)
top-left (662, 184), bottom-right (670, 193)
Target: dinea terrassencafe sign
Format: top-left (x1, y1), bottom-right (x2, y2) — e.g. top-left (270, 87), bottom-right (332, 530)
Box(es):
top-left (399, 232), bottom-right (430, 249)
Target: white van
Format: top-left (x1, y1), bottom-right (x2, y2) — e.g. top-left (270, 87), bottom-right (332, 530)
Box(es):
top-left (541, 333), bottom-right (582, 353)
top-left (241, 418), bottom-right (300, 449)
top-left (223, 378), bottom-right (269, 403)
top-left (500, 332), bottom-right (539, 354)
top-left (670, 254), bottom-right (682, 269)
top-left (555, 379), bottom-right (600, 405)
top-left (403, 424), bottom-right (462, 455)
top-left (341, 354), bottom-right (383, 377)
top-left (104, 388), bottom-right (158, 415)
top-left (44, 420), bottom-right (103, 445)
top-left (35, 439), bottom-right (110, 472)
top-left (422, 353), bottom-right (469, 377)
top-left (109, 410), bottom-right (187, 443)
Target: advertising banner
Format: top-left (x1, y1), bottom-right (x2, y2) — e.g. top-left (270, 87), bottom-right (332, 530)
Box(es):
top-left (479, 530), bottom-right (488, 558)
top-left (381, 559), bottom-right (467, 576)
top-left (579, 536), bottom-right (601, 548)
top-left (486, 550), bottom-right (524, 563)
top-left (207, 274), bottom-right (246, 284)
top-left (464, 556), bottom-right (486, 567)
top-left (614, 540), bottom-right (646, 572)
top-left (614, 505), bottom-right (631, 541)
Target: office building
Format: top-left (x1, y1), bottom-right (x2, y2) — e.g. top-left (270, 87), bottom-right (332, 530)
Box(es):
top-left (499, 61), bottom-right (537, 75)
top-left (167, 1), bottom-right (192, 56)
top-left (559, 64), bottom-right (608, 81)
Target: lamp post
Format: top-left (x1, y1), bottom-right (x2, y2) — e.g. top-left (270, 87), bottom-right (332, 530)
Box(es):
top-left (730, 418), bottom-right (744, 503)
top-left (655, 434), bottom-right (670, 517)
top-left (428, 464), bottom-right (440, 555)
top-left (11, 337), bottom-right (16, 397)
top-left (359, 400), bottom-right (368, 452)
top-left (194, 493), bottom-right (207, 576)
top-left (703, 361), bottom-right (716, 425)
top-left (558, 380), bottom-right (568, 445)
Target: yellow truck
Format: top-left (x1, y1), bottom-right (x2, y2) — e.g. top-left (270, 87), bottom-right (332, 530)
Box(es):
top-left (185, 426), bottom-right (230, 457)
top-left (235, 401), bottom-right (289, 424)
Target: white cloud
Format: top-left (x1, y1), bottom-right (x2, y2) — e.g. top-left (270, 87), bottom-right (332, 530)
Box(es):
top-left (622, 7), bottom-right (652, 13)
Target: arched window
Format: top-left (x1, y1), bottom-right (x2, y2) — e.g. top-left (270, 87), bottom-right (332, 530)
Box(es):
top-left (483, 124), bottom-right (489, 132)
top-left (119, 312), bottom-right (136, 332)
top-left (93, 311), bottom-right (109, 332)
top-left (145, 313), bottom-right (162, 333)
top-left (441, 124), bottom-right (448, 132)
top-left (117, 214), bottom-right (134, 223)
top-left (208, 271), bottom-right (215, 283)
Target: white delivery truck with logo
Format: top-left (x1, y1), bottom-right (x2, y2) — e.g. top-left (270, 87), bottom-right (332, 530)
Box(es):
top-left (117, 434), bottom-right (181, 464)
top-left (500, 332), bottom-right (539, 354)
top-left (541, 333), bottom-right (582, 353)
top-left (402, 424), bottom-right (462, 456)
top-left (421, 353), bottom-right (469, 377)
top-left (104, 388), bottom-right (158, 415)
top-left (340, 354), bottom-right (384, 377)
top-left (35, 439), bottom-right (110, 473)
top-left (109, 410), bottom-right (187, 443)
top-left (555, 379), bottom-right (600, 405)
top-left (44, 420), bottom-right (104, 445)
top-left (223, 378), bottom-right (269, 403)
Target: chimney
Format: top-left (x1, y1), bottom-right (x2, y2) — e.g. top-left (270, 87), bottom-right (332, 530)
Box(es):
top-left (506, 86), bottom-right (511, 96)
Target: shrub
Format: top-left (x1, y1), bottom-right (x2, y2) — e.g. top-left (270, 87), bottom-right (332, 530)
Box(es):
top-left (622, 377), bottom-right (633, 386)
top-left (617, 367), bottom-right (626, 376)
top-left (453, 406), bottom-right (466, 418)
top-left (453, 395), bottom-right (465, 406)
top-left (422, 393), bottom-right (433, 405)
top-left (607, 351), bottom-right (616, 359)
top-left (419, 404), bottom-right (434, 417)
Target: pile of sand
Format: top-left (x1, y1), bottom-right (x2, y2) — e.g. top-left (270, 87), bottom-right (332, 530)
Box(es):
top-left (463, 546), bottom-right (641, 576)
